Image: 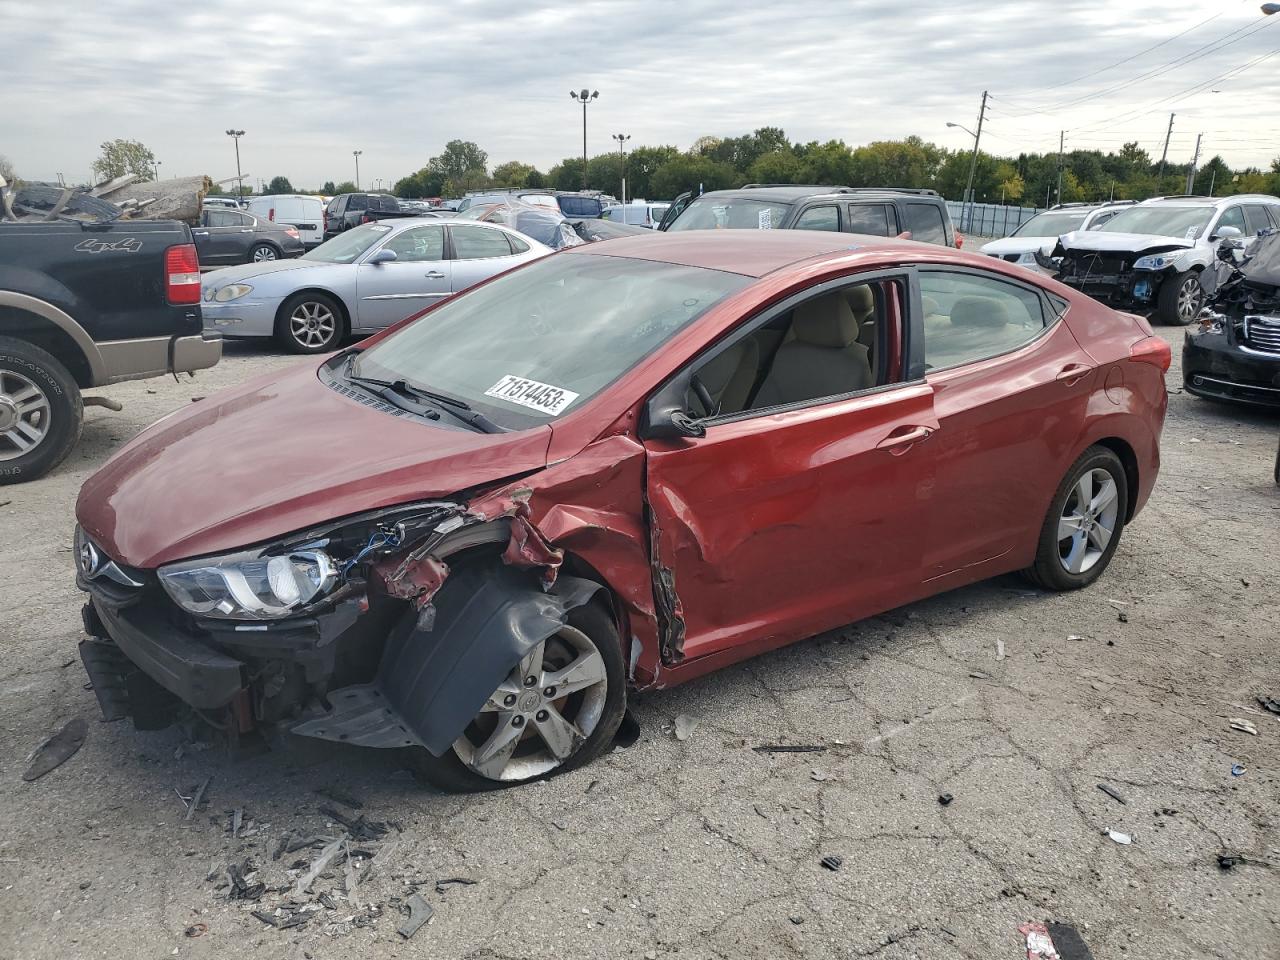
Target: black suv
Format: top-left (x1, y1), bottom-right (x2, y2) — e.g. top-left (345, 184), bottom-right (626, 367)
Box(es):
top-left (659, 184), bottom-right (960, 247)
top-left (323, 193), bottom-right (410, 239)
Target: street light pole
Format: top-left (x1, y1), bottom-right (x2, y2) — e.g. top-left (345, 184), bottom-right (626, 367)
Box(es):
top-left (569, 89), bottom-right (599, 191)
top-left (612, 133), bottom-right (630, 206)
top-left (353, 150), bottom-right (363, 191)
top-left (153, 159), bottom-right (161, 181)
top-left (226, 129), bottom-right (245, 199)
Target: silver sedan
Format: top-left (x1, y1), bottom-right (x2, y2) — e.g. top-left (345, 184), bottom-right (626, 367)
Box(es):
top-left (200, 218), bottom-right (552, 353)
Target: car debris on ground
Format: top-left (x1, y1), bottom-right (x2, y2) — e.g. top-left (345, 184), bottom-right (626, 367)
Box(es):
top-left (397, 893), bottom-right (433, 939)
top-left (22, 718), bottom-right (87, 782)
top-left (1096, 783), bottom-right (1127, 805)
top-left (673, 714), bottom-right (700, 741)
top-left (1229, 718), bottom-right (1259, 736)
top-left (819, 855), bottom-right (843, 871)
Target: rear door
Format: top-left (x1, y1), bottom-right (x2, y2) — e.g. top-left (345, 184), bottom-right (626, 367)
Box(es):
top-left (354, 224), bottom-right (451, 330)
top-left (845, 202), bottom-right (899, 237)
top-left (344, 194), bottom-right (368, 230)
top-left (903, 202), bottom-right (949, 246)
top-left (447, 225), bottom-right (525, 294)
top-left (915, 267), bottom-right (1095, 583)
top-left (193, 209), bottom-right (249, 263)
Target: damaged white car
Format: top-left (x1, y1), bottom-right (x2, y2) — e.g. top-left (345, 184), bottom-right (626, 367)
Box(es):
top-left (1049, 195), bottom-right (1280, 325)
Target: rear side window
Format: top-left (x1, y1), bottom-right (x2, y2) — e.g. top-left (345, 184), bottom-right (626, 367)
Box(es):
top-left (1242, 205), bottom-right (1273, 236)
top-left (347, 195), bottom-right (368, 212)
top-left (451, 225), bottom-right (514, 259)
top-left (919, 271), bottom-right (1047, 371)
top-left (846, 203), bottom-right (896, 236)
top-left (906, 203), bottom-right (947, 245)
top-left (508, 234), bottom-right (531, 253)
top-left (374, 195), bottom-right (401, 213)
top-left (559, 196), bottom-right (602, 218)
top-left (794, 205), bottom-right (839, 231)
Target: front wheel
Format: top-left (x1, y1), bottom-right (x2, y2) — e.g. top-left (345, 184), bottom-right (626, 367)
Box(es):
top-left (1155, 270), bottom-right (1203, 326)
top-left (1023, 446), bottom-right (1128, 591)
top-left (275, 292), bottom-right (345, 353)
top-left (0, 336), bottom-right (83, 485)
top-left (410, 601), bottom-right (626, 792)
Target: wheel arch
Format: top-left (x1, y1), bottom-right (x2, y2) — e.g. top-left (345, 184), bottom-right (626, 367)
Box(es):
top-left (0, 293), bottom-right (104, 387)
top-left (274, 286), bottom-right (352, 335)
top-left (1093, 435), bottom-right (1139, 522)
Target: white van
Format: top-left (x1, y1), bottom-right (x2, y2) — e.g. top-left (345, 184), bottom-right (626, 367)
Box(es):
top-left (246, 195), bottom-right (326, 248)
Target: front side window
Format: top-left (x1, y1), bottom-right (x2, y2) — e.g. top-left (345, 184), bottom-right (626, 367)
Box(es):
top-left (794, 205), bottom-right (839, 232)
top-left (382, 225), bottom-right (445, 262)
top-left (450, 225), bottom-right (514, 259)
top-left (352, 253), bottom-right (749, 428)
top-left (303, 222), bottom-right (394, 263)
top-left (905, 203), bottom-right (947, 244)
top-left (1213, 205), bottom-right (1247, 237)
top-left (347, 195), bottom-right (368, 211)
top-left (846, 203), bottom-right (895, 236)
top-left (919, 271), bottom-right (1047, 371)
top-left (666, 196), bottom-right (793, 231)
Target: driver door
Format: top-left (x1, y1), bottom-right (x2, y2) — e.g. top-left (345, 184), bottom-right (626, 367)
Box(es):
top-left (657, 191), bottom-right (692, 231)
top-left (354, 224), bottom-right (452, 330)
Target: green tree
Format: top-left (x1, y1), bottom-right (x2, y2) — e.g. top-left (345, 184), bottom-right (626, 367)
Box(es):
top-left (847, 137), bottom-right (942, 189)
top-left (746, 149), bottom-right (807, 184)
top-left (265, 175), bottom-right (294, 195)
top-left (650, 155), bottom-right (739, 199)
top-left (797, 140), bottom-right (856, 185)
top-left (623, 145), bottom-right (681, 199)
top-left (428, 140), bottom-right (488, 183)
top-left (333, 181), bottom-right (357, 195)
top-left (491, 161), bottom-right (538, 188)
top-left (393, 168), bottom-right (445, 198)
top-left (91, 138), bottom-right (156, 182)
top-left (1194, 156), bottom-right (1231, 196)
top-left (525, 169), bottom-right (546, 189)
top-left (321, 180), bottom-right (337, 194)
top-left (547, 158), bottom-right (585, 192)
top-left (999, 170), bottom-right (1025, 202)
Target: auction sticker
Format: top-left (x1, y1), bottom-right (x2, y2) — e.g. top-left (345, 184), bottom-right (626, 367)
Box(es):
top-left (484, 375), bottom-right (579, 416)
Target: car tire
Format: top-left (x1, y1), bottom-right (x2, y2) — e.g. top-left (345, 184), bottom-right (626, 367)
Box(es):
top-left (1023, 445), bottom-right (1128, 591)
top-left (0, 336), bottom-right (83, 485)
top-left (275, 292), bottom-right (345, 354)
top-left (1155, 270), bottom-right (1204, 326)
top-left (249, 243), bottom-right (279, 263)
top-left (409, 596), bottom-right (627, 793)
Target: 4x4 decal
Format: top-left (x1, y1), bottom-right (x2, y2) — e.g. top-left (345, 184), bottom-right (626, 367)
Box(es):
top-left (75, 238), bottom-right (142, 254)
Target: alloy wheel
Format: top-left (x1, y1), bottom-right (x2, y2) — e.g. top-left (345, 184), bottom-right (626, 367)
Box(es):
top-left (0, 370), bottom-right (51, 461)
top-left (451, 626), bottom-right (609, 782)
top-left (1057, 467), bottom-right (1120, 574)
top-left (252, 245), bottom-right (278, 262)
top-left (289, 302), bottom-right (337, 349)
top-left (1177, 277), bottom-right (1202, 323)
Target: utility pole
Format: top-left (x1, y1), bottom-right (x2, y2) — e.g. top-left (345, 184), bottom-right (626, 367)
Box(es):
top-left (612, 133), bottom-right (630, 206)
top-left (1185, 133), bottom-right (1203, 194)
top-left (1055, 130), bottom-right (1065, 206)
top-left (353, 150), bottom-right (362, 190)
top-left (1157, 112), bottom-right (1175, 182)
top-left (1208, 166), bottom-right (1217, 197)
top-left (959, 90), bottom-right (988, 233)
top-left (570, 89), bottom-right (599, 191)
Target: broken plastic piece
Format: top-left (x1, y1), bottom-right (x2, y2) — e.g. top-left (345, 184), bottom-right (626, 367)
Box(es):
top-left (673, 714), bottom-right (699, 741)
top-left (1097, 783), bottom-right (1126, 805)
top-left (1231, 763), bottom-right (1246, 777)
top-left (1019, 921), bottom-right (1060, 960)
top-left (1105, 829), bottom-right (1132, 845)
top-left (752, 744), bottom-right (827, 754)
top-left (1257, 696), bottom-right (1280, 716)
top-left (1046, 922), bottom-right (1095, 960)
top-left (1229, 718), bottom-right (1258, 736)
top-left (185, 776), bottom-right (211, 822)
top-left (938, 793), bottom-right (954, 806)
top-left (435, 877), bottom-right (478, 895)
top-left (819, 855), bottom-right (842, 871)
top-left (293, 837), bottom-right (344, 898)
top-left (397, 893), bottom-right (433, 939)
top-left (995, 639), bottom-right (1006, 661)
top-left (22, 718), bottom-right (87, 781)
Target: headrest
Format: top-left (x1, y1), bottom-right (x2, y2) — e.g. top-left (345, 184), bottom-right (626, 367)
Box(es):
top-left (845, 284), bottom-right (875, 321)
top-left (922, 296), bottom-right (941, 316)
top-left (949, 296), bottom-right (1012, 329)
top-left (791, 294), bottom-right (859, 348)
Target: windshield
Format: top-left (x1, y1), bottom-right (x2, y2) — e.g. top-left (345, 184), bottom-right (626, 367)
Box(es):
top-left (352, 253), bottom-right (749, 428)
top-left (302, 223), bottom-right (393, 263)
top-left (666, 196), bottom-right (793, 232)
top-left (1011, 211), bottom-right (1090, 237)
top-left (1100, 206), bottom-right (1213, 240)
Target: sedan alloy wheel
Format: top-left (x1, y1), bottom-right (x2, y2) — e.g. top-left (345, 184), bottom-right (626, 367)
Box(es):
top-left (1057, 467), bottom-right (1120, 575)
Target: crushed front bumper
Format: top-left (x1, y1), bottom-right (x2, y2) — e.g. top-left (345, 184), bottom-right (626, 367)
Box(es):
top-left (1183, 326), bottom-right (1280, 407)
top-left (1058, 267), bottom-right (1163, 310)
top-left (200, 298), bottom-right (282, 338)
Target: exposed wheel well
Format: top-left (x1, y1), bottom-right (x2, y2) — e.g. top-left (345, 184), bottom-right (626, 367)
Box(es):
top-left (0, 306), bottom-right (94, 387)
top-left (1094, 436), bottom-right (1139, 521)
top-left (274, 288), bottom-right (350, 333)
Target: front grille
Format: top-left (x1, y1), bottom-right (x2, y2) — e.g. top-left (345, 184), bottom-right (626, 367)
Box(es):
top-left (1070, 253), bottom-right (1130, 277)
top-left (1243, 315), bottom-right (1280, 355)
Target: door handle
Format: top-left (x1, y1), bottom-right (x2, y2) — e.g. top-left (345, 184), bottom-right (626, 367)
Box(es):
top-left (193, 230), bottom-right (208, 235)
top-left (424, 271), bottom-right (445, 279)
top-left (877, 424), bottom-right (933, 453)
top-left (1055, 363), bottom-right (1091, 384)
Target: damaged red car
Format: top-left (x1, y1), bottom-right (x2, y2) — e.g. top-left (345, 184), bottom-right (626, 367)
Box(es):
top-left (74, 231), bottom-right (1168, 790)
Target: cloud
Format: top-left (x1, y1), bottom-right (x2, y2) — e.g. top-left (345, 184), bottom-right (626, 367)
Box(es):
top-left (3, 0), bottom-right (1277, 188)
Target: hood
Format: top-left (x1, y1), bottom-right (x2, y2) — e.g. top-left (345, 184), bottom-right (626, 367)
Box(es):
top-left (76, 361), bottom-right (553, 568)
top-left (201, 258), bottom-right (327, 287)
top-left (980, 236), bottom-right (1057, 257)
top-left (1057, 230), bottom-right (1197, 256)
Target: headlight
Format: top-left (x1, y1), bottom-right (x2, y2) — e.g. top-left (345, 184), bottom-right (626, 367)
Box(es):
top-left (1133, 253), bottom-right (1180, 271)
top-left (1016, 252), bottom-right (1038, 264)
top-left (214, 283), bottom-right (254, 302)
top-left (159, 547), bottom-right (337, 620)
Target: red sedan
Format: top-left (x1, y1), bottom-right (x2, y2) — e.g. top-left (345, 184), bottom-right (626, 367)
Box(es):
top-left (74, 231), bottom-right (1168, 790)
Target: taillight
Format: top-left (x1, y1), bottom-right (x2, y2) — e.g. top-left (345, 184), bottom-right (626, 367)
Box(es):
top-left (1129, 336), bottom-right (1172, 373)
top-left (165, 244), bottom-right (201, 305)
top-left (268, 207), bottom-right (275, 221)
top-left (285, 227), bottom-right (299, 239)
top-left (954, 231), bottom-right (965, 249)
top-left (361, 213), bottom-right (373, 224)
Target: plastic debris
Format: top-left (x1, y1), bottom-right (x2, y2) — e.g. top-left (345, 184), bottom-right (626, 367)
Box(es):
top-left (1229, 718), bottom-right (1258, 736)
top-left (1066, 635), bottom-right (1087, 642)
top-left (996, 639), bottom-right (1006, 661)
top-left (293, 837), bottom-right (344, 898)
top-left (1257, 696), bottom-right (1280, 716)
top-left (1231, 764), bottom-right (1246, 777)
top-left (227, 861), bottom-right (265, 901)
top-left (1105, 829), bottom-right (1132, 845)
top-left (1046, 922), bottom-right (1095, 960)
top-left (938, 793), bottom-right (954, 806)
top-left (673, 714), bottom-right (700, 741)
top-left (1019, 921), bottom-right (1060, 959)
top-left (1097, 784), bottom-right (1127, 805)
top-left (435, 877), bottom-right (478, 895)
top-left (397, 893), bottom-right (433, 939)
top-left (810, 769), bottom-right (828, 782)
top-left (22, 718), bottom-right (87, 781)
top-left (183, 923), bottom-right (208, 938)
top-left (751, 744), bottom-right (827, 754)
top-left (1217, 852), bottom-right (1270, 871)
top-left (184, 776), bottom-right (211, 822)
top-left (819, 855), bottom-right (842, 871)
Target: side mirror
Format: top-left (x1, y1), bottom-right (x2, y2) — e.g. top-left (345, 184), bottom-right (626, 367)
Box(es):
top-left (367, 248), bottom-right (397, 265)
top-left (641, 374), bottom-right (706, 440)
top-left (1214, 225), bottom-right (1242, 241)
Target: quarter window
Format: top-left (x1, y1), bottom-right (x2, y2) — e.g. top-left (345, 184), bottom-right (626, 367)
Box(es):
top-left (451, 225), bottom-right (514, 259)
top-left (906, 203), bottom-right (947, 245)
top-left (919, 272), bottom-right (1047, 371)
top-left (846, 203), bottom-right (895, 236)
top-left (795, 205), bottom-right (839, 232)
top-left (382, 226), bottom-right (445, 262)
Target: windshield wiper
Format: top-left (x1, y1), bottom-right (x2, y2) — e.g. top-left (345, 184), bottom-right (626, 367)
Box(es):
top-left (345, 360), bottom-right (501, 433)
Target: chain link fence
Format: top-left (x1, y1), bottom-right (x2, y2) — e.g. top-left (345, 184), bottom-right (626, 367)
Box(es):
top-left (946, 201), bottom-right (1047, 239)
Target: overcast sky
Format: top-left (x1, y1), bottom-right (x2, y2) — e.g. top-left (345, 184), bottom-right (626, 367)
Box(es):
top-left (4, 0), bottom-right (1278, 189)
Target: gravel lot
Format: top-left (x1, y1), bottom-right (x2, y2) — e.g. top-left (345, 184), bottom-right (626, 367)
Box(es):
top-left (0, 332), bottom-right (1277, 960)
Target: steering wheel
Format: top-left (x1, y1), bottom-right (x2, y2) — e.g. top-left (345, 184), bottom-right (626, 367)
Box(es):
top-left (691, 375), bottom-right (716, 417)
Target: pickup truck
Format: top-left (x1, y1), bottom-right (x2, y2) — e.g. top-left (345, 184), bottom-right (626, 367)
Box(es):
top-left (0, 210), bottom-right (222, 483)
top-left (322, 193), bottom-right (412, 239)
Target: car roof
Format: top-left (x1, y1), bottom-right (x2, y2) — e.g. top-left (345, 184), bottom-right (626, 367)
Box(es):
top-left (568, 229), bottom-right (913, 277)
top-left (694, 185), bottom-right (941, 203)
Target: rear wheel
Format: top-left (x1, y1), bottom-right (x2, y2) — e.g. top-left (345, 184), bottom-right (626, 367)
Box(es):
top-left (0, 337), bottom-right (83, 485)
top-left (275, 292), bottom-right (344, 353)
top-left (249, 243), bottom-right (279, 263)
top-left (1155, 270), bottom-right (1203, 326)
top-left (1023, 446), bottom-right (1128, 591)
top-left (410, 600), bottom-right (626, 792)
